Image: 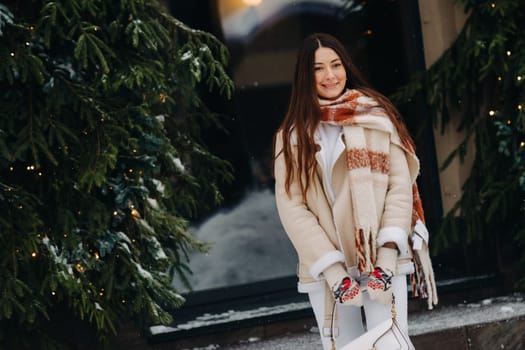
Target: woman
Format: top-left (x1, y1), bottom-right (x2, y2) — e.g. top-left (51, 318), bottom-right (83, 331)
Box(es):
top-left (273, 33), bottom-right (437, 349)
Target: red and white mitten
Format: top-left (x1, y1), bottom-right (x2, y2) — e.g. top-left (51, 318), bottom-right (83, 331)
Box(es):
top-left (367, 247), bottom-right (397, 304)
top-left (323, 263), bottom-right (363, 306)
top-left (332, 276), bottom-right (363, 306)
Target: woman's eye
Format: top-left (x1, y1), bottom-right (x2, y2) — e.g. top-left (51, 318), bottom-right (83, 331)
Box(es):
top-left (314, 66), bottom-right (323, 71)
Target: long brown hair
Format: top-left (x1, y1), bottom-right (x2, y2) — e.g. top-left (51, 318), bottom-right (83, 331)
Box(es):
top-left (273, 32), bottom-right (415, 200)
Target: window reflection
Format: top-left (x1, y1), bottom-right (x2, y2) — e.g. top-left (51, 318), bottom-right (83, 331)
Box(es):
top-left (172, 0), bottom-right (421, 292)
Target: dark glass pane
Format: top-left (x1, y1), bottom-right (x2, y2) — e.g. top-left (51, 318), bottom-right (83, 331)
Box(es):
top-left (171, 0), bottom-right (444, 292)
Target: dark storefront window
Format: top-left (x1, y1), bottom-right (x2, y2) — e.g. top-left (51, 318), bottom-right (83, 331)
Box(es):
top-left (170, 0), bottom-right (442, 293)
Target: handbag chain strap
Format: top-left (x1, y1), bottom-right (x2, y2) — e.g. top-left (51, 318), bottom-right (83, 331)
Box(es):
top-left (330, 298), bottom-right (337, 350)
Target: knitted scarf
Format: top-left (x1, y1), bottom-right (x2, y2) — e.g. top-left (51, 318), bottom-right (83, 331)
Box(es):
top-left (320, 89), bottom-right (438, 309)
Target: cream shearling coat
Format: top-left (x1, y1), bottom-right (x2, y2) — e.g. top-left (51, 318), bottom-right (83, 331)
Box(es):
top-left (274, 123), bottom-right (416, 286)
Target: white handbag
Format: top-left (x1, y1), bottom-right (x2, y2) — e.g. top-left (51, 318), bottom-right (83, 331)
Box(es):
top-left (331, 296), bottom-right (415, 350)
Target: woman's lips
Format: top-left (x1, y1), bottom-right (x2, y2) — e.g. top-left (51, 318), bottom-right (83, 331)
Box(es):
top-left (323, 82), bottom-right (339, 89)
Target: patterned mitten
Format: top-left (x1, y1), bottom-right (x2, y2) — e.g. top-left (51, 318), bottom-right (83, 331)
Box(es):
top-left (323, 263), bottom-right (363, 306)
top-left (367, 246), bottom-right (397, 304)
top-left (332, 276), bottom-right (363, 306)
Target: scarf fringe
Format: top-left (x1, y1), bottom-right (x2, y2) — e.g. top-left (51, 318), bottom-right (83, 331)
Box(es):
top-left (355, 228), bottom-right (375, 273)
top-left (411, 241), bottom-right (438, 309)
top-left (409, 220), bottom-right (439, 310)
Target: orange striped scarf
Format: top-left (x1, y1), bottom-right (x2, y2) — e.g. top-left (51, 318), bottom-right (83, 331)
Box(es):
top-left (320, 89), bottom-right (438, 309)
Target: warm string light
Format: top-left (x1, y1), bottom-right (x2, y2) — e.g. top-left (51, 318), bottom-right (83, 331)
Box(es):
top-left (488, 110), bottom-right (496, 117)
top-left (131, 208), bottom-right (141, 219)
top-left (75, 263), bottom-right (85, 273)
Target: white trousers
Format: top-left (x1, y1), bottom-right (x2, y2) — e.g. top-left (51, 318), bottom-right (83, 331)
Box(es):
top-left (308, 275), bottom-right (408, 350)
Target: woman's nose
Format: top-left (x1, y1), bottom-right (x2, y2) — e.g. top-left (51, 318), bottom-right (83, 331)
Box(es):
top-left (325, 68), bottom-right (335, 79)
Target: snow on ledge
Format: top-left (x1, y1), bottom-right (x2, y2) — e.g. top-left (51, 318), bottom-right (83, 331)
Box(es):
top-left (408, 293), bottom-right (525, 336)
top-left (149, 301), bottom-right (311, 335)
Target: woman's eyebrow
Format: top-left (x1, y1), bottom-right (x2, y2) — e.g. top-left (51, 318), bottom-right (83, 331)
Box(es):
top-left (315, 58), bottom-right (340, 65)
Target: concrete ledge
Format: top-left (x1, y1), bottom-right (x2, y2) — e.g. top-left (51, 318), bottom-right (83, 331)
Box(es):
top-left (410, 294), bottom-right (525, 350)
top-left (114, 293), bottom-right (525, 350)
top-left (213, 294), bottom-right (525, 350)
top-left (412, 316), bottom-right (525, 350)
top-left (113, 275), bottom-right (522, 349)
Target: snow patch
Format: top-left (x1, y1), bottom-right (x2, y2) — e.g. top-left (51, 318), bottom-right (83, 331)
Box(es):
top-left (181, 51), bottom-right (193, 61)
top-left (146, 197), bottom-right (160, 210)
top-left (182, 345), bottom-right (220, 350)
top-left (172, 189), bottom-right (297, 291)
top-left (134, 262), bottom-right (153, 280)
top-left (500, 306), bottom-right (514, 313)
top-left (149, 236), bottom-right (168, 260)
top-left (409, 294), bottom-right (525, 336)
top-left (170, 155), bottom-right (185, 172)
top-left (155, 114), bottom-right (166, 123)
top-left (149, 325), bottom-right (177, 335)
top-left (116, 231), bottom-right (132, 244)
top-left (150, 301), bottom-right (310, 334)
top-left (152, 178), bottom-right (165, 194)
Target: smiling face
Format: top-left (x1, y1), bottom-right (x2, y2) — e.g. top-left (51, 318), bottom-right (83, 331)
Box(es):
top-left (314, 46), bottom-right (347, 100)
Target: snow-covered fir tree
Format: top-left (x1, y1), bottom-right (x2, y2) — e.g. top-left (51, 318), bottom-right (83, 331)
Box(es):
top-left (391, 0), bottom-right (525, 286)
top-left (0, 0), bottom-right (233, 348)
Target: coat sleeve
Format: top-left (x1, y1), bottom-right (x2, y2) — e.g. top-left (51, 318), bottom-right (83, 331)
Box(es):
top-left (273, 131), bottom-right (344, 280)
top-left (377, 143), bottom-right (413, 258)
